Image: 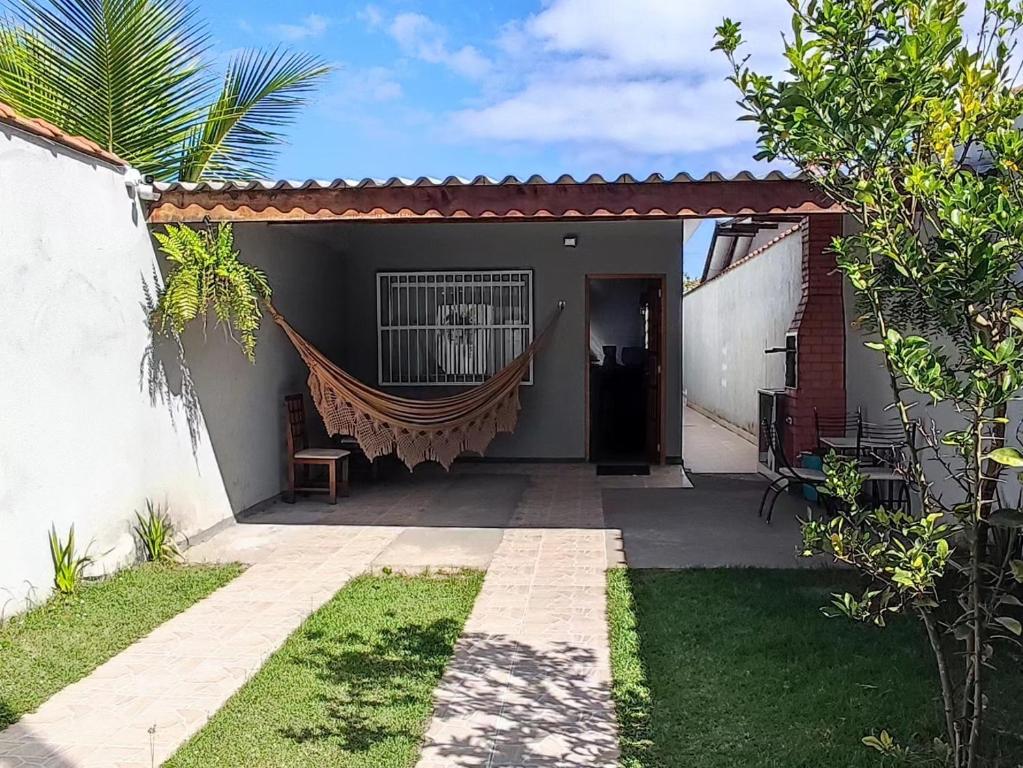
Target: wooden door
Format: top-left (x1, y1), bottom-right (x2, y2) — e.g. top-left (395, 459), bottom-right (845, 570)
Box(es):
top-left (644, 280), bottom-right (664, 464)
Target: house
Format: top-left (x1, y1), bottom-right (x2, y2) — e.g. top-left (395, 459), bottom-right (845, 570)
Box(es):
top-left (1, 95), bottom-right (842, 610)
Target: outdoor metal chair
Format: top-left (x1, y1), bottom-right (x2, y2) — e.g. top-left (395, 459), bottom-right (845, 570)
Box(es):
top-left (284, 394), bottom-right (350, 504)
top-left (813, 407), bottom-right (863, 459)
top-left (759, 419), bottom-right (830, 523)
top-left (858, 420), bottom-right (911, 467)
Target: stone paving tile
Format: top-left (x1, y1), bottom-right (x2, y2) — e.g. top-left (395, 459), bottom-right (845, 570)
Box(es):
top-left (0, 526), bottom-right (399, 768)
top-left (414, 469), bottom-right (619, 768)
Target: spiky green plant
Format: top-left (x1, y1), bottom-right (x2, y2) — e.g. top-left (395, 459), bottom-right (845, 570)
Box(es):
top-left (48, 524), bottom-right (92, 596)
top-left (133, 500), bottom-right (180, 563)
top-left (152, 222), bottom-right (271, 360)
top-left (0, 0), bottom-right (330, 181)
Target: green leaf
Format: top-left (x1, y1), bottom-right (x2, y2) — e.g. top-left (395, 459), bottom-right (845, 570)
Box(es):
top-left (1011, 560), bottom-right (1023, 583)
top-left (985, 448), bottom-right (1023, 467)
top-left (995, 616), bottom-right (1022, 636)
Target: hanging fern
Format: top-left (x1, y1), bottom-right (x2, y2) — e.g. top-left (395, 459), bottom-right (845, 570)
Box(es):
top-left (151, 223), bottom-right (271, 361)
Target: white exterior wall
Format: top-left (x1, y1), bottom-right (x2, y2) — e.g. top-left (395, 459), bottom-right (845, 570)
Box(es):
top-left (682, 229), bottom-right (803, 435)
top-left (0, 127), bottom-right (339, 614)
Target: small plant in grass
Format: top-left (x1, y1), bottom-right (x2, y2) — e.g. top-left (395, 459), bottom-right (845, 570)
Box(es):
top-left (48, 524), bottom-right (92, 596)
top-left (134, 500), bottom-right (181, 564)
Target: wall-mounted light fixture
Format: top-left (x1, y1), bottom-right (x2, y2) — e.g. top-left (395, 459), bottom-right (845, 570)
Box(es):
top-left (124, 168), bottom-right (160, 202)
top-left (563, 233), bottom-right (578, 248)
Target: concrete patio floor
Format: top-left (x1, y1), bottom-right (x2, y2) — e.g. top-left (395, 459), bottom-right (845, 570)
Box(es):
top-left (0, 463), bottom-right (817, 768)
top-left (683, 406), bottom-right (760, 473)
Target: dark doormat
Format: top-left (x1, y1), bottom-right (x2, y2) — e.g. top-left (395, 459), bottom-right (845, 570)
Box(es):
top-left (595, 464), bottom-right (651, 476)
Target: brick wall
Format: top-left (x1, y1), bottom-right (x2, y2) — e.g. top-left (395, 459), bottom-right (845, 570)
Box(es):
top-left (782, 214), bottom-right (846, 458)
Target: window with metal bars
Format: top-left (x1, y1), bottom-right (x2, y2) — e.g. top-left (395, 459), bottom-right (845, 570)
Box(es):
top-left (376, 270), bottom-right (534, 386)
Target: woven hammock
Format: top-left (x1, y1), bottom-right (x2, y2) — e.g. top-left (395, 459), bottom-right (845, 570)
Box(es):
top-left (267, 302), bottom-right (563, 469)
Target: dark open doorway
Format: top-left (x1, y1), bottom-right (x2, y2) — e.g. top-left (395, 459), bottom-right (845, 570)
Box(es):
top-left (585, 275), bottom-right (666, 465)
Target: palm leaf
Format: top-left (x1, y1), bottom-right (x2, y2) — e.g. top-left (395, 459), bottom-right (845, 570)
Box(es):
top-left (0, 1), bottom-right (328, 181)
top-left (0, 0), bottom-right (210, 178)
top-left (177, 47), bottom-right (331, 182)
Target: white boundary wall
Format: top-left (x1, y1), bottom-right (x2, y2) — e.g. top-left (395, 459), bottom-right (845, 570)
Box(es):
top-left (0, 126), bottom-right (340, 614)
top-left (682, 228), bottom-right (803, 436)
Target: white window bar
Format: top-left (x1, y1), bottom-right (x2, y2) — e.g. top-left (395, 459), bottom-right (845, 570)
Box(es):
top-left (377, 269), bottom-right (534, 386)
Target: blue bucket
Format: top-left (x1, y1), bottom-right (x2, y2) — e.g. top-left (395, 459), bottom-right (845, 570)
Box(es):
top-left (799, 453), bottom-right (823, 502)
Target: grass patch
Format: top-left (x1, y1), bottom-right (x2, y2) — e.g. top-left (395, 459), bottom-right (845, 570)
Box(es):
top-left (0, 562), bottom-right (241, 728)
top-left (165, 570), bottom-right (484, 768)
top-left (607, 568), bottom-right (1023, 768)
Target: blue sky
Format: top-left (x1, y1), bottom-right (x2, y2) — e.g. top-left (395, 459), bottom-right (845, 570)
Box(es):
top-left (200, 0), bottom-right (805, 275)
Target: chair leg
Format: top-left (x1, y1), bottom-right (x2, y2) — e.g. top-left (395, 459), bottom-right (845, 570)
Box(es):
top-left (328, 460), bottom-right (337, 505)
top-left (764, 483), bottom-right (788, 524)
top-left (340, 457), bottom-right (350, 497)
top-left (286, 459), bottom-right (296, 503)
top-left (758, 478), bottom-right (786, 518)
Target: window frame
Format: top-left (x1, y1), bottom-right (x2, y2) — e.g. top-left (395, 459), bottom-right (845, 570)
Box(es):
top-left (375, 268), bottom-right (535, 387)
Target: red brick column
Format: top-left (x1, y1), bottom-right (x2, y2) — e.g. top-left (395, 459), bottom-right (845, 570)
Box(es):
top-left (782, 214), bottom-right (846, 459)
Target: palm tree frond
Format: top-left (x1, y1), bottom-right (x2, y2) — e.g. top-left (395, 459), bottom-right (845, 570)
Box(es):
top-left (0, 0), bottom-right (211, 178)
top-left (177, 47), bottom-right (331, 182)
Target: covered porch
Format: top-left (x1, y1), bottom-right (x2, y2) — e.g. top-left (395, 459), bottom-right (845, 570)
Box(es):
top-left (146, 172), bottom-right (840, 517)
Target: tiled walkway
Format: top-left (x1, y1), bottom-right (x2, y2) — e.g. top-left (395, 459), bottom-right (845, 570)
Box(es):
top-left (0, 525), bottom-right (399, 768)
top-left (416, 467), bottom-right (618, 767)
top-left (0, 463), bottom-right (795, 768)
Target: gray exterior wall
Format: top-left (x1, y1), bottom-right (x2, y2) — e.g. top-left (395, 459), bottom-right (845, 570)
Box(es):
top-left (177, 224), bottom-right (344, 513)
top-left (682, 227), bottom-right (803, 435)
top-left (275, 220), bottom-right (684, 460)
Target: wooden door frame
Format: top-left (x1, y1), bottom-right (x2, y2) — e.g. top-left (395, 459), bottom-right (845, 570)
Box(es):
top-left (584, 273), bottom-right (668, 464)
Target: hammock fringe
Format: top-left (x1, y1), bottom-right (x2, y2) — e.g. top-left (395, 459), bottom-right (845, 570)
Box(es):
top-left (270, 302), bottom-right (561, 470)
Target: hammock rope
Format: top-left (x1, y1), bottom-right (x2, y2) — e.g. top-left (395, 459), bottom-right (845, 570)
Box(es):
top-left (267, 301), bottom-right (564, 469)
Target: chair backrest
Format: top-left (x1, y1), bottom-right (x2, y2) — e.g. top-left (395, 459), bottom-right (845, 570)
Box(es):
top-left (861, 420), bottom-right (910, 443)
top-left (860, 419), bottom-right (915, 466)
top-left (763, 418), bottom-right (801, 477)
top-left (284, 394), bottom-right (307, 455)
top-left (813, 407), bottom-right (861, 438)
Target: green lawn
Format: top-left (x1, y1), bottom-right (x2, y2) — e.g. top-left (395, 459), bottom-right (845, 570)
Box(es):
top-left (165, 571), bottom-right (484, 768)
top-left (607, 568), bottom-right (1021, 768)
top-left (0, 562), bottom-right (241, 728)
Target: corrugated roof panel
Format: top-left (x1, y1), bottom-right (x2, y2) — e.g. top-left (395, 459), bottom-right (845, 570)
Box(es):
top-left (154, 170), bottom-right (805, 193)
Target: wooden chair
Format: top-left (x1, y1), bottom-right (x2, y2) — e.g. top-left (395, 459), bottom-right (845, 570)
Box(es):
top-left (284, 394), bottom-right (350, 504)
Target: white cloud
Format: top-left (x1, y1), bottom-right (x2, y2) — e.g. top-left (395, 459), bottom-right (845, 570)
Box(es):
top-left (333, 66), bottom-right (404, 103)
top-left (358, 4), bottom-right (385, 29)
top-left (270, 14), bottom-right (329, 42)
top-left (449, 0), bottom-right (793, 161)
top-left (455, 77), bottom-right (752, 156)
top-left (522, 0), bottom-right (786, 77)
top-left (344, 0), bottom-right (998, 169)
top-left (386, 11), bottom-right (492, 80)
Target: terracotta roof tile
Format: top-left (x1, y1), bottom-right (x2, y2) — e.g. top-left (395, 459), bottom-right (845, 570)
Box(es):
top-left (0, 100), bottom-right (126, 166)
